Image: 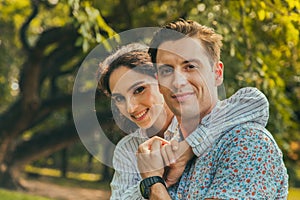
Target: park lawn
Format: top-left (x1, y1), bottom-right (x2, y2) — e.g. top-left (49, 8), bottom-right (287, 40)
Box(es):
top-left (0, 185), bottom-right (299, 199)
top-left (289, 187), bottom-right (300, 200)
top-left (0, 189), bottom-right (53, 200)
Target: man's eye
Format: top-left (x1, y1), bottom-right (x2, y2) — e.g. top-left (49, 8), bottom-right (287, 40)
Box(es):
top-left (133, 86), bottom-right (145, 94)
top-left (186, 64), bottom-right (197, 70)
top-left (114, 95), bottom-right (125, 103)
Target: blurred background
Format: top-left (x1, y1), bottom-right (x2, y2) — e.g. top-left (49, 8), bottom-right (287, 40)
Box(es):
top-left (0, 0), bottom-right (299, 199)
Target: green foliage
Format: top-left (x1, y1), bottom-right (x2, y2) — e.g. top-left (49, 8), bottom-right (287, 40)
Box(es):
top-left (187, 0), bottom-right (300, 161)
top-left (0, 1), bottom-right (27, 112)
top-left (1, 0), bottom-right (299, 189)
top-left (67, 0), bottom-right (116, 52)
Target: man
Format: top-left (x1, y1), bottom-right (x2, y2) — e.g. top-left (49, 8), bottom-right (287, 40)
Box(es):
top-left (137, 19), bottom-right (288, 199)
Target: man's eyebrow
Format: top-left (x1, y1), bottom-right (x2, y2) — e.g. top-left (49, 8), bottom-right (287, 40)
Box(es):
top-left (182, 58), bottom-right (203, 66)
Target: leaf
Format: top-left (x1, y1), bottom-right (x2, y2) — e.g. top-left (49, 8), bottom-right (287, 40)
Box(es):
top-left (257, 9), bottom-right (266, 21)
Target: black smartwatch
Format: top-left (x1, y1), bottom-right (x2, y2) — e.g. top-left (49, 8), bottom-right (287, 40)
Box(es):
top-left (140, 176), bottom-right (166, 199)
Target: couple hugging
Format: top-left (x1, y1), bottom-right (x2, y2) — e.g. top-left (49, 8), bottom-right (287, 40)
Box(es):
top-left (97, 19), bottom-right (288, 200)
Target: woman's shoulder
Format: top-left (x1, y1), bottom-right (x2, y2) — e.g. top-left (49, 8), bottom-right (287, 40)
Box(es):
top-left (115, 129), bottom-right (148, 152)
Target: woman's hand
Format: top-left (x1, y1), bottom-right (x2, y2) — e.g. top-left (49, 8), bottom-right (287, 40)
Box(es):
top-left (161, 140), bottom-right (194, 187)
top-left (136, 136), bottom-right (169, 179)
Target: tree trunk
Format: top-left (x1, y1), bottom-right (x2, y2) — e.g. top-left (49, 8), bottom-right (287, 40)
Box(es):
top-left (0, 120), bottom-right (80, 189)
top-left (101, 165), bottom-right (113, 182)
top-left (0, 0), bottom-right (114, 189)
top-left (0, 166), bottom-right (24, 190)
top-left (87, 153), bottom-right (93, 173)
top-left (60, 148), bottom-right (68, 178)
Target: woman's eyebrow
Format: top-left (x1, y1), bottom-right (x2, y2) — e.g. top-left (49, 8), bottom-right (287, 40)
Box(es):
top-left (111, 93), bottom-right (121, 97)
top-left (157, 64), bottom-right (173, 70)
top-left (127, 81), bottom-right (145, 92)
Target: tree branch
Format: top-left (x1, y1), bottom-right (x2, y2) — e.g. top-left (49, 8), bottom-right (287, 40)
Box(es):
top-left (11, 120), bottom-right (79, 167)
top-left (35, 25), bottom-right (78, 50)
top-left (20, 0), bottom-right (39, 52)
top-left (26, 95), bottom-right (73, 130)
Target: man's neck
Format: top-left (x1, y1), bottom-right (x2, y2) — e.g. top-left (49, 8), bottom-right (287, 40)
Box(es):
top-left (177, 102), bottom-right (218, 138)
top-left (177, 116), bottom-right (200, 138)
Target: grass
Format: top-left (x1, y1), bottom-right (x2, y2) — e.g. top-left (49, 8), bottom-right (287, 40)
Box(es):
top-left (26, 175), bottom-right (110, 190)
top-left (288, 188), bottom-right (300, 200)
top-left (23, 165), bottom-right (300, 199)
top-left (0, 182), bottom-right (299, 199)
top-left (24, 165), bottom-right (110, 190)
top-left (25, 165), bottom-right (102, 181)
top-left (0, 189), bottom-right (53, 200)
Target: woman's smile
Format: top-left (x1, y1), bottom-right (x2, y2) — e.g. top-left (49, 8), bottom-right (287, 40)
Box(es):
top-left (131, 108), bottom-right (149, 121)
top-left (109, 66), bottom-right (166, 129)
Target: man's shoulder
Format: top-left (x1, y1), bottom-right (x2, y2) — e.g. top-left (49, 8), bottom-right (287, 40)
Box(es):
top-left (203, 122), bottom-right (289, 199)
top-left (220, 122), bottom-right (273, 142)
top-left (215, 122), bottom-right (281, 155)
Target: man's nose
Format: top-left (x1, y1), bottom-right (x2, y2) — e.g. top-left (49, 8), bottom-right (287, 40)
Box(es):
top-left (173, 70), bottom-right (188, 89)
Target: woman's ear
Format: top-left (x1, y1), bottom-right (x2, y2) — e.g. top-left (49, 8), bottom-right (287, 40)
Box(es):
top-left (215, 61), bottom-right (224, 86)
top-left (154, 72), bottom-right (158, 80)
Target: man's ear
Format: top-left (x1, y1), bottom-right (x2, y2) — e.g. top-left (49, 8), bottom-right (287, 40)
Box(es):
top-left (215, 61), bottom-right (224, 86)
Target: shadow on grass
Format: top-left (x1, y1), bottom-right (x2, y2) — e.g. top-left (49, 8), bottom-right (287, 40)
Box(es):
top-left (24, 165), bottom-right (111, 191)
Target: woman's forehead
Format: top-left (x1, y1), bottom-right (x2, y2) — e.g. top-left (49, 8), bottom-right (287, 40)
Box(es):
top-left (109, 66), bottom-right (157, 94)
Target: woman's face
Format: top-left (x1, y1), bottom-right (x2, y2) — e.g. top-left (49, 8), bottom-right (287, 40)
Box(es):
top-left (109, 66), bottom-right (165, 129)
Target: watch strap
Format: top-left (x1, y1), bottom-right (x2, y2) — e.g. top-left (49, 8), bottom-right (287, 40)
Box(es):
top-left (140, 176), bottom-right (166, 199)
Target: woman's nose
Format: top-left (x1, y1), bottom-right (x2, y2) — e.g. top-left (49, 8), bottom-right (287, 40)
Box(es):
top-left (126, 96), bottom-right (138, 114)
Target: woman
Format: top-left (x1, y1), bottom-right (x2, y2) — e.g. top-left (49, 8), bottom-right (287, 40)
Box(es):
top-left (98, 43), bottom-right (269, 199)
top-left (99, 43), bottom-right (174, 139)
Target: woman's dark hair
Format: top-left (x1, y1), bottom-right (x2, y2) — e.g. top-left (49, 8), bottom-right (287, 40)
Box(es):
top-left (97, 43), bottom-right (156, 134)
top-left (98, 43), bottom-right (156, 96)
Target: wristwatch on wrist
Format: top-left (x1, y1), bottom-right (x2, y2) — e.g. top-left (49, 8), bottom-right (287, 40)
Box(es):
top-left (140, 176), bottom-right (166, 199)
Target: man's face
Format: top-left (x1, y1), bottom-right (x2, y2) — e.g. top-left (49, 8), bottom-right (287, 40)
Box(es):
top-left (156, 37), bottom-right (223, 123)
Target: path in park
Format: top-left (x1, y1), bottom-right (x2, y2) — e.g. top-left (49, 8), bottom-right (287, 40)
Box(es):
top-left (21, 179), bottom-right (111, 200)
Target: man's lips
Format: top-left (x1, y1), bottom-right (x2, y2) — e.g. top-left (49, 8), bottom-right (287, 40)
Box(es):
top-left (171, 92), bottom-right (195, 102)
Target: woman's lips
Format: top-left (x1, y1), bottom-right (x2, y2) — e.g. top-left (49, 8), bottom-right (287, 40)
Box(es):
top-left (131, 108), bottom-right (149, 121)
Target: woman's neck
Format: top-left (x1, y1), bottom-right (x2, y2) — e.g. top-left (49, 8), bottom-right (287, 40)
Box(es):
top-left (146, 104), bottom-right (174, 138)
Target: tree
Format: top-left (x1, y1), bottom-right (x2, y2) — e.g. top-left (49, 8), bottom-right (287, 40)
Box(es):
top-left (0, 0), bottom-right (299, 190)
top-left (0, 0), bottom-right (115, 189)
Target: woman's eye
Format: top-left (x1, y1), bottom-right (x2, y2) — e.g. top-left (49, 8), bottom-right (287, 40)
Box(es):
top-left (114, 95), bottom-right (125, 103)
top-left (159, 66), bottom-right (174, 76)
top-left (133, 86), bottom-right (145, 94)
